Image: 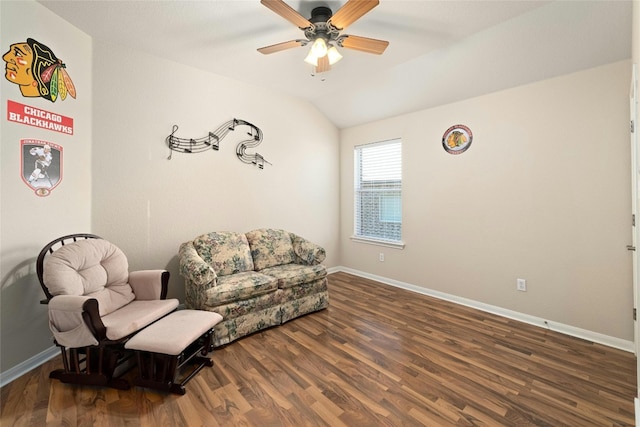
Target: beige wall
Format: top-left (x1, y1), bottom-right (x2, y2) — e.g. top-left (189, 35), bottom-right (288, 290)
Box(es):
top-left (340, 60), bottom-right (633, 341)
top-left (0, 1), bottom-right (339, 375)
top-left (634, 1), bottom-right (640, 66)
top-left (90, 40), bottom-right (340, 303)
top-left (0, 1), bottom-right (93, 371)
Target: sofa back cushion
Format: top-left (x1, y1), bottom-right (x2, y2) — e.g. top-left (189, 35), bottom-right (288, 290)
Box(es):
top-left (43, 239), bottom-right (135, 316)
top-left (192, 231), bottom-right (254, 276)
top-left (245, 228), bottom-right (296, 270)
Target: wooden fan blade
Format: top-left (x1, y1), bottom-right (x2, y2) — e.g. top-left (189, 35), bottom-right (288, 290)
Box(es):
top-left (341, 35), bottom-right (389, 55)
top-left (258, 40), bottom-right (305, 55)
top-left (329, 0), bottom-right (379, 30)
top-left (261, 0), bottom-right (312, 29)
top-left (315, 55), bottom-right (331, 74)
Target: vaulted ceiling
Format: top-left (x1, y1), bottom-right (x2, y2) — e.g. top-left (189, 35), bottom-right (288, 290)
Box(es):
top-left (39, 0), bottom-right (632, 128)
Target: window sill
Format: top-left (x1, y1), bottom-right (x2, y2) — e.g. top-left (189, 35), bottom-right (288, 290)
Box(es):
top-left (350, 236), bottom-right (405, 249)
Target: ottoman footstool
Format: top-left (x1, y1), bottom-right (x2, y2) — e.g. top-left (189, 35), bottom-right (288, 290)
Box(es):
top-left (125, 309), bottom-right (223, 395)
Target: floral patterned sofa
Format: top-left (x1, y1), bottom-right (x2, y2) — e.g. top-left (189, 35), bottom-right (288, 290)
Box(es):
top-left (178, 228), bottom-right (329, 347)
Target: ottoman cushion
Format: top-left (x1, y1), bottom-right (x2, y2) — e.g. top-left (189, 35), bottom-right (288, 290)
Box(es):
top-left (126, 310), bottom-right (223, 356)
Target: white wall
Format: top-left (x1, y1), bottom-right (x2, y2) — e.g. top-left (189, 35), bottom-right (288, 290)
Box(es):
top-left (90, 40), bottom-right (340, 302)
top-left (0, 1), bottom-right (92, 371)
top-left (340, 60), bottom-right (633, 341)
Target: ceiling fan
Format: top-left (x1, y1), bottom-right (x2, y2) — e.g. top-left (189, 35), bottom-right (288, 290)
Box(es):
top-left (258, 0), bottom-right (389, 74)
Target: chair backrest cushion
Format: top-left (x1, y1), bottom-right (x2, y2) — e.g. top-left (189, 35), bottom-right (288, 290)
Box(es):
top-left (245, 228), bottom-right (296, 270)
top-left (43, 239), bottom-right (135, 316)
top-left (192, 231), bottom-right (254, 276)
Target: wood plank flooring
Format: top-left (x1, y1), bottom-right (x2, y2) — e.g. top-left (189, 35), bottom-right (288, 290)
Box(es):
top-left (1, 271), bottom-right (636, 426)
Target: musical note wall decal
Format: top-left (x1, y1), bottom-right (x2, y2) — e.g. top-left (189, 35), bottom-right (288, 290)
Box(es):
top-left (166, 119), bottom-right (270, 168)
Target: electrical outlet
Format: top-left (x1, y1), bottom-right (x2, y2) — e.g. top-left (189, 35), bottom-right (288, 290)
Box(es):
top-left (379, 253), bottom-right (385, 262)
top-left (517, 278), bottom-right (527, 292)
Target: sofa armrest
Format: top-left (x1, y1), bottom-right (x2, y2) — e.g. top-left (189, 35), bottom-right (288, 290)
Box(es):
top-left (179, 242), bottom-right (217, 286)
top-left (290, 234), bottom-right (326, 265)
top-left (129, 270), bottom-right (169, 300)
top-left (48, 295), bottom-right (101, 347)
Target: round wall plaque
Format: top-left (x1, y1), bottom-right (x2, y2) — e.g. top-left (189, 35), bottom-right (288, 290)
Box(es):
top-left (442, 124), bottom-right (472, 155)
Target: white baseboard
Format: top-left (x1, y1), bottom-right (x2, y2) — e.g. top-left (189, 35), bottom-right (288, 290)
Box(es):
top-left (331, 266), bottom-right (635, 353)
top-left (0, 345), bottom-right (58, 388)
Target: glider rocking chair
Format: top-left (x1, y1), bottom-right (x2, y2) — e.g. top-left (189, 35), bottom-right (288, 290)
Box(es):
top-left (36, 234), bottom-right (179, 389)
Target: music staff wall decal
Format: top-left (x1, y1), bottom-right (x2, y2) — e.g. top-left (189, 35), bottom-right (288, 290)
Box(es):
top-left (166, 118), bottom-right (271, 169)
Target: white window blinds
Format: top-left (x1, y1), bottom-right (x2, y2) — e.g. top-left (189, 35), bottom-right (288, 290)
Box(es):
top-left (354, 139), bottom-right (402, 243)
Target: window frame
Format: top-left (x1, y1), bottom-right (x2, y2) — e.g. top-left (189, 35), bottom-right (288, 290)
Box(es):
top-left (351, 139), bottom-right (405, 249)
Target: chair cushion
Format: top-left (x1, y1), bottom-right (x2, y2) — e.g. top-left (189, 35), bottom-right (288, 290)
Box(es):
top-left (43, 239), bottom-right (135, 316)
top-left (102, 298), bottom-right (179, 341)
top-left (205, 271), bottom-right (277, 306)
top-left (245, 228), bottom-right (296, 270)
top-left (192, 231), bottom-right (254, 277)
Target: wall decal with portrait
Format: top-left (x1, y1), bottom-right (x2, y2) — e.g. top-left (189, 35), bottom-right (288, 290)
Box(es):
top-left (3, 38), bottom-right (76, 102)
top-left (20, 139), bottom-right (63, 197)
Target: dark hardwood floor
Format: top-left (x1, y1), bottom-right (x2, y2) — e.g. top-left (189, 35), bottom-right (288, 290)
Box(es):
top-left (1, 272), bottom-right (636, 426)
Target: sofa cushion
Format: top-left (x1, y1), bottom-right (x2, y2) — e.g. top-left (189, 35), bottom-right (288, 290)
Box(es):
top-left (278, 277), bottom-right (328, 300)
top-left (212, 289), bottom-right (285, 320)
top-left (192, 231), bottom-right (254, 277)
top-left (245, 228), bottom-right (296, 270)
top-left (205, 271), bottom-right (277, 306)
top-left (259, 264), bottom-right (327, 289)
top-left (43, 239), bottom-right (135, 316)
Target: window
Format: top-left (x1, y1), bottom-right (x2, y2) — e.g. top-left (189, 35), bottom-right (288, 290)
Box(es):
top-left (353, 139), bottom-right (403, 247)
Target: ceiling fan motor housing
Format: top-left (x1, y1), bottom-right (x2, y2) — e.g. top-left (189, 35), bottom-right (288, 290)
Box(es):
top-left (310, 6), bottom-right (332, 23)
top-left (306, 6), bottom-right (340, 43)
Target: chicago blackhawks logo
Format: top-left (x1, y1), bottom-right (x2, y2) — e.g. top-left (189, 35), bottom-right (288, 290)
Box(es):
top-left (3, 38), bottom-right (76, 102)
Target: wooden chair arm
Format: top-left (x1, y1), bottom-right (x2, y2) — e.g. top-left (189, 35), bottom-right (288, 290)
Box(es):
top-left (81, 298), bottom-right (107, 342)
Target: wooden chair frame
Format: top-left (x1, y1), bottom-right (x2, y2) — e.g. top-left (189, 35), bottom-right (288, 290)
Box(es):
top-left (37, 233), bottom-right (170, 390)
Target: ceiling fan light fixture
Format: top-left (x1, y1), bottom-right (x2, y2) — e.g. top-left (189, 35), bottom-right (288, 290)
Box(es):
top-left (310, 37), bottom-right (328, 58)
top-left (327, 45), bottom-right (343, 65)
top-left (304, 50), bottom-right (319, 66)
